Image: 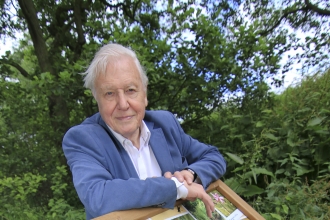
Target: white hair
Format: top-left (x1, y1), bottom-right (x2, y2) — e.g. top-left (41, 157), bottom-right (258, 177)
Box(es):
top-left (82, 43), bottom-right (148, 93)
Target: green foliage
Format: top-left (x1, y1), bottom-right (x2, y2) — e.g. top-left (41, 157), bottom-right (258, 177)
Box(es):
top-left (0, 173), bottom-right (46, 219)
top-left (191, 70), bottom-right (330, 218)
top-left (0, 168), bottom-right (85, 220)
top-left (240, 0), bottom-right (330, 73)
top-left (218, 71), bottom-right (330, 219)
top-left (260, 175), bottom-right (330, 219)
top-left (46, 166), bottom-right (85, 220)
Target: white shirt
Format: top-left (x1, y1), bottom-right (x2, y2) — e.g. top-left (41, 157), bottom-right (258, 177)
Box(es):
top-left (107, 121), bottom-right (188, 199)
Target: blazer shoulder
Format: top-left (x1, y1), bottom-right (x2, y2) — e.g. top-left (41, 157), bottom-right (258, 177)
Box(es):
top-left (144, 110), bottom-right (176, 122)
top-left (63, 112), bottom-right (106, 139)
top-left (81, 112), bottom-right (103, 125)
top-left (69, 112), bottom-right (104, 131)
top-left (144, 110), bottom-right (181, 134)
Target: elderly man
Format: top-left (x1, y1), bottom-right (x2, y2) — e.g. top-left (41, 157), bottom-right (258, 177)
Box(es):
top-left (62, 43), bottom-right (226, 219)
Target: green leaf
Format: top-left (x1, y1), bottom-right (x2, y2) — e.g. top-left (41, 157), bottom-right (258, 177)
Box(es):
top-left (279, 158), bottom-right (288, 167)
top-left (275, 169), bottom-right (285, 174)
top-left (307, 117), bottom-right (323, 127)
top-left (263, 133), bottom-right (279, 141)
top-left (287, 138), bottom-right (296, 147)
top-left (256, 121), bottom-right (264, 127)
top-left (270, 213), bottom-right (282, 219)
top-left (225, 152), bottom-right (244, 165)
top-left (315, 129), bottom-right (329, 134)
top-left (220, 125), bottom-right (230, 130)
top-left (251, 168), bottom-right (275, 178)
top-left (299, 208), bottom-right (306, 217)
top-left (224, 178), bottom-right (246, 195)
top-left (59, 71), bottom-right (70, 80)
top-left (262, 109), bottom-right (272, 114)
top-left (298, 107), bottom-right (311, 112)
top-left (243, 185), bottom-right (264, 196)
top-left (294, 165), bottom-right (314, 176)
top-left (282, 204), bottom-right (289, 214)
top-left (252, 169), bottom-right (257, 184)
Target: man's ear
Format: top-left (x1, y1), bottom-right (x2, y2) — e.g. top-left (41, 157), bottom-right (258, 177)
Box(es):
top-left (92, 89), bottom-right (98, 102)
top-left (144, 87), bottom-right (148, 106)
top-left (145, 97), bottom-right (148, 107)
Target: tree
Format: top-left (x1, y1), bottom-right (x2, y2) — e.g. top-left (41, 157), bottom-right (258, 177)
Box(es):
top-left (238, 0), bottom-right (330, 74)
top-left (1, 0), bottom-right (289, 128)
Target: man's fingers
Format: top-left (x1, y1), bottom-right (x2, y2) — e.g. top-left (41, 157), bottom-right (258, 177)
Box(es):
top-left (202, 194), bottom-right (215, 218)
top-left (164, 170), bottom-right (194, 184)
top-left (187, 193), bottom-right (214, 218)
top-left (206, 198), bottom-right (215, 217)
top-left (206, 205), bottom-right (213, 218)
top-left (185, 197), bottom-right (197, 202)
top-left (182, 170), bottom-right (194, 185)
top-left (184, 182), bottom-right (215, 218)
top-left (163, 171), bottom-right (172, 179)
top-left (173, 171), bottom-right (184, 182)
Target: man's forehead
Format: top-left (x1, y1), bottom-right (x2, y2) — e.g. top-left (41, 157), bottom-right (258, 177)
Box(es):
top-left (99, 82), bottom-right (139, 90)
top-left (106, 54), bottom-right (136, 68)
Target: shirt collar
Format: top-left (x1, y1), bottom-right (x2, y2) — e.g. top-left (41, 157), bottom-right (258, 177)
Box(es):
top-left (107, 120), bottom-right (151, 147)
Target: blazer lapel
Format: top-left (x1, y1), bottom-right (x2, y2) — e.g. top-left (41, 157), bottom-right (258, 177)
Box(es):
top-left (98, 116), bottom-right (139, 178)
top-left (146, 121), bottom-right (175, 175)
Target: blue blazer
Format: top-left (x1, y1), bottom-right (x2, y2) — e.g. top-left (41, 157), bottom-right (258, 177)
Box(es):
top-left (62, 110), bottom-right (226, 219)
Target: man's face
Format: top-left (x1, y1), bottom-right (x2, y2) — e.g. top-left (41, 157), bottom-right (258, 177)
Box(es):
top-left (94, 55), bottom-right (148, 141)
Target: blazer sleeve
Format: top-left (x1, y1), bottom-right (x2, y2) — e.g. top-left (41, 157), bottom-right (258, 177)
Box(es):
top-left (147, 111), bottom-right (227, 189)
top-left (62, 124), bottom-right (177, 219)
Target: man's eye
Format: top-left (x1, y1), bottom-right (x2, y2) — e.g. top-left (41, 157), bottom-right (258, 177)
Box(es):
top-left (105, 92), bottom-right (113, 96)
top-left (126, 89), bottom-right (138, 97)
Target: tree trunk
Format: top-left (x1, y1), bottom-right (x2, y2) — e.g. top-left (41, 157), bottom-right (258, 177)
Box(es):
top-left (17, 0), bottom-right (70, 150)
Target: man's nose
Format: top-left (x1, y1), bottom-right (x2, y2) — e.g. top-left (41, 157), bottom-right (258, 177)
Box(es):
top-left (116, 92), bottom-right (129, 110)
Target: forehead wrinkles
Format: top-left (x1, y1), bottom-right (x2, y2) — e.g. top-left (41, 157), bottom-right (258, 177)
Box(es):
top-left (102, 54), bottom-right (136, 74)
top-left (100, 83), bottom-right (138, 91)
top-left (97, 59), bottom-right (141, 92)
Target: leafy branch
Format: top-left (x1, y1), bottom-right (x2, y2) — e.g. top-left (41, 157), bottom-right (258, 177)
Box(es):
top-left (0, 58), bottom-right (29, 78)
top-left (259, 0), bottom-right (330, 36)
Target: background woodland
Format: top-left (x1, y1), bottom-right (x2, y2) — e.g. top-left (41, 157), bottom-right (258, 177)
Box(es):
top-left (0, 0), bottom-right (329, 219)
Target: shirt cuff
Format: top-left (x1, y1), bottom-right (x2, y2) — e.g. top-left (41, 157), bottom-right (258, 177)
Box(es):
top-left (171, 177), bottom-right (188, 200)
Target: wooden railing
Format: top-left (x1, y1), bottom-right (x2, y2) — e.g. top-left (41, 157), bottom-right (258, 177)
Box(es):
top-left (94, 179), bottom-right (265, 220)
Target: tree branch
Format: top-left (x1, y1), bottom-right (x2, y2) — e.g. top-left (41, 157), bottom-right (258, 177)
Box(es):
top-left (74, 0), bottom-right (86, 45)
top-left (305, 0), bottom-right (330, 16)
top-left (73, 0), bottom-right (86, 59)
top-left (0, 58), bottom-right (30, 78)
top-left (99, 0), bottom-right (125, 9)
top-left (259, 0), bottom-right (330, 37)
top-left (17, 0), bottom-right (54, 74)
top-left (17, 0), bottom-right (70, 137)
top-left (100, 0), bottom-right (140, 23)
top-left (51, 18), bottom-right (75, 51)
top-left (47, 4), bottom-right (73, 37)
top-left (132, 0), bottom-right (142, 20)
top-left (258, 7), bottom-right (308, 36)
top-left (47, 4), bottom-right (74, 52)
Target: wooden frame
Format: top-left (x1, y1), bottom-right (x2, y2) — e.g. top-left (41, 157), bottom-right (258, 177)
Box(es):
top-left (94, 179), bottom-right (265, 220)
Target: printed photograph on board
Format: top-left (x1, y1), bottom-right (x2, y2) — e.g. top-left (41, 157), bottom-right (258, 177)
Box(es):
top-left (150, 190), bottom-right (249, 220)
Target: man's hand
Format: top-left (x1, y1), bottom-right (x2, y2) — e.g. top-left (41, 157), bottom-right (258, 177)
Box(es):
top-left (164, 171), bottom-right (214, 218)
top-left (164, 170), bottom-right (194, 185)
top-left (184, 181), bottom-right (215, 218)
